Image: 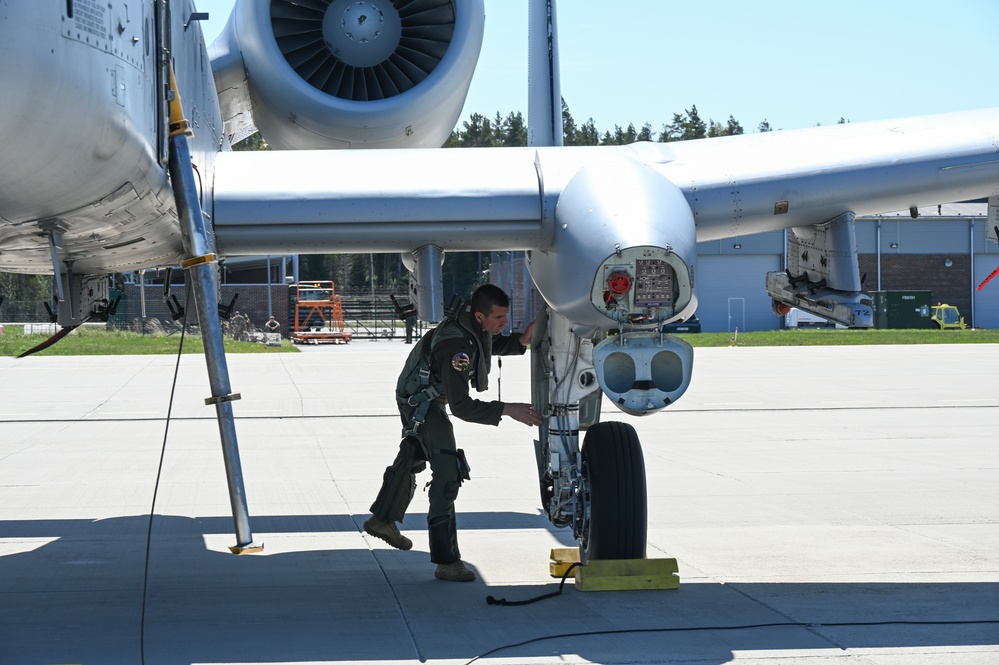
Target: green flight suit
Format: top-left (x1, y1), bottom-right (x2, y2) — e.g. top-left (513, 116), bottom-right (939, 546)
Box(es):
top-left (370, 305), bottom-right (527, 564)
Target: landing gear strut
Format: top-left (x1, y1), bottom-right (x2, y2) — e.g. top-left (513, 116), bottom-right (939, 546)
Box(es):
top-left (532, 308), bottom-right (648, 560)
top-left (167, 68), bottom-right (260, 554)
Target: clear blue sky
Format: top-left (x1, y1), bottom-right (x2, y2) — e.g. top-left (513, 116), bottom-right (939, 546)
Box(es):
top-left (197, 0), bottom-right (999, 133)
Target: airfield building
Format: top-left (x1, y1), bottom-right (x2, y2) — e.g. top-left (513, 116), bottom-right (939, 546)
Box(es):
top-left (491, 202), bottom-right (999, 333)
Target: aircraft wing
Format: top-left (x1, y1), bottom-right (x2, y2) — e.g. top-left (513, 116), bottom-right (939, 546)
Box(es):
top-left (212, 108), bottom-right (999, 257)
top-left (659, 109), bottom-right (999, 242)
top-left (210, 108), bottom-right (999, 331)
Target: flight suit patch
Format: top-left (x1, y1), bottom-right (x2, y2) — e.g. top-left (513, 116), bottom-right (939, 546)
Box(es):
top-left (451, 352), bottom-right (470, 372)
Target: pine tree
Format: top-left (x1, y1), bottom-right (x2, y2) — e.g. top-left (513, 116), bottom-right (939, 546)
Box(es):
top-left (578, 118), bottom-right (600, 145)
top-left (659, 112), bottom-right (687, 142)
top-left (562, 98), bottom-right (578, 145)
top-left (502, 111), bottom-right (528, 147)
top-left (684, 105), bottom-right (706, 140)
top-left (708, 115), bottom-right (745, 137)
top-left (457, 113), bottom-right (496, 147)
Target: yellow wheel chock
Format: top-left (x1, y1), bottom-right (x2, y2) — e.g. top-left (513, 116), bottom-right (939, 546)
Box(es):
top-left (550, 548), bottom-right (680, 592)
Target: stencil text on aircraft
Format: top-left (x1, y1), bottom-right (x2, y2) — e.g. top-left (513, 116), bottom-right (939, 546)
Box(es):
top-left (73, 0), bottom-right (110, 39)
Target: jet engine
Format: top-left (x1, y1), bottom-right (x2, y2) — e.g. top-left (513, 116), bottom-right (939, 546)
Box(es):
top-left (209, 0), bottom-right (484, 149)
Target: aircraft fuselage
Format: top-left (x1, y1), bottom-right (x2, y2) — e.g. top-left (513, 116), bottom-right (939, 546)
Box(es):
top-left (0, 0), bottom-right (220, 276)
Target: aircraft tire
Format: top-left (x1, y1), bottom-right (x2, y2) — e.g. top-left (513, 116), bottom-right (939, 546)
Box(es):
top-left (579, 421), bottom-right (647, 562)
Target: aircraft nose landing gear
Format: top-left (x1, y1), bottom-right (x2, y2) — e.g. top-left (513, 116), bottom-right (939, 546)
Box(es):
top-left (535, 309), bottom-right (678, 590)
top-left (548, 418), bottom-right (678, 591)
top-left (578, 421), bottom-right (647, 563)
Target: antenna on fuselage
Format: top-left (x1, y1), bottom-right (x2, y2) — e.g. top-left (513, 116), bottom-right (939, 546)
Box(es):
top-left (183, 12), bottom-right (209, 31)
top-left (527, 0), bottom-right (563, 148)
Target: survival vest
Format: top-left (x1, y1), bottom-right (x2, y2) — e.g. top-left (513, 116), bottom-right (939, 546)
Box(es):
top-left (397, 304), bottom-right (493, 405)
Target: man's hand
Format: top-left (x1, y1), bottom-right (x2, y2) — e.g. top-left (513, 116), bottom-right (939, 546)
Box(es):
top-left (502, 402), bottom-right (543, 426)
top-left (519, 319), bottom-right (536, 347)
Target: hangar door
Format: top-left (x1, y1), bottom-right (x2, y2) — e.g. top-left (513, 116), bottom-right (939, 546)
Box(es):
top-left (973, 259), bottom-right (999, 329)
top-left (695, 255), bottom-right (783, 332)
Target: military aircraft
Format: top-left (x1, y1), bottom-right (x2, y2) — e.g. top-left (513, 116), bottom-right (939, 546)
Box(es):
top-left (2, 0), bottom-right (998, 562)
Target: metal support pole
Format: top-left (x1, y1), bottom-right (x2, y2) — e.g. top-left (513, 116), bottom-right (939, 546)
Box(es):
top-left (266, 255), bottom-right (273, 318)
top-left (970, 219), bottom-right (975, 327)
top-left (167, 68), bottom-right (261, 554)
top-left (139, 270), bottom-right (147, 335)
top-left (369, 252), bottom-right (376, 325)
top-left (411, 244), bottom-right (444, 322)
top-left (876, 218), bottom-right (882, 291)
top-left (48, 230), bottom-right (66, 303)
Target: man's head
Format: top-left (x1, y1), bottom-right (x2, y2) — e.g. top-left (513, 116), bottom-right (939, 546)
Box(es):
top-left (470, 284), bottom-right (511, 335)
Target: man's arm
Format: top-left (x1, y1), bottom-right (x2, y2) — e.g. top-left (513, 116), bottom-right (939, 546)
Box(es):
top-left (434, 338), bottom-right (541, 427)
top-left (492, 319), bottom-right (535, 356)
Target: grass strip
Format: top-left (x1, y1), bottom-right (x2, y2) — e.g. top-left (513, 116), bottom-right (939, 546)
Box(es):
top-left (3, 325), bottom-right (997, 356)
top-left (0, 327), bottom-right (299, 356)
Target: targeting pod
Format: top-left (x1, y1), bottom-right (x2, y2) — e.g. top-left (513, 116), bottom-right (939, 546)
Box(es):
top-left (592, 332), bottom-right (693, 416)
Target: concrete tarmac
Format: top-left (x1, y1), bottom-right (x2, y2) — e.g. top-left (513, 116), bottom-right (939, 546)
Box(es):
top-left (1, 340), bottom-right (997, 664)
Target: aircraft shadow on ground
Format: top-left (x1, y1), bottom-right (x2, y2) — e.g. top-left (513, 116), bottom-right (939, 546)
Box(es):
top-left (1, 513), bottom-right (997, 664)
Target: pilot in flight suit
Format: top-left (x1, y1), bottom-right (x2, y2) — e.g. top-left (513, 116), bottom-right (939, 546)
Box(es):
top-left (364, 284), bottom-right (541, 581)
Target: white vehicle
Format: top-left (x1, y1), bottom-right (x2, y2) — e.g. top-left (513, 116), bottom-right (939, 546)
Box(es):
top-left (785, 308), bottom-right (845, 329)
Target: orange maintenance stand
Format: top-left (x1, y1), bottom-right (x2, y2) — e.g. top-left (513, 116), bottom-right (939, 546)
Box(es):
top-left (289, 281), bottom-right (352, 345)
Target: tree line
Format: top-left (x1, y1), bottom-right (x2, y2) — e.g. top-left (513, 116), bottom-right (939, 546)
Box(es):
top-left (444, 100), bottom-right (768, 148)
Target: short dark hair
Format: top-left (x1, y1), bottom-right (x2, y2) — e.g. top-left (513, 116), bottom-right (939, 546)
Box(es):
top-left (470, 284), bottom-right (510, 315)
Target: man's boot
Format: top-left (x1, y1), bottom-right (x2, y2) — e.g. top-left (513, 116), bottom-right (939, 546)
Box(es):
top-left (364, 516), bottom-right (413, 550)
top-left (429, 514), bottom-right (474, 581)
top-left (434, 560), bottom-right (475, 582)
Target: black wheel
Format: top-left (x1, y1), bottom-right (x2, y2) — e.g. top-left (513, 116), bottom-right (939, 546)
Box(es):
top-left (579, 421), bottom-right (647, 562)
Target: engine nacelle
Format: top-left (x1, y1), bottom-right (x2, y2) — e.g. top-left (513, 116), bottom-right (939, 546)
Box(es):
top-left (528, 155), bottom-right (698, 337)
top-left (209, 0), bottom-right (484, 149)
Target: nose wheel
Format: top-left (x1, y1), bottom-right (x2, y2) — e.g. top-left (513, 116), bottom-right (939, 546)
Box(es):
top-left (578, 421), bottom-right (647, 562)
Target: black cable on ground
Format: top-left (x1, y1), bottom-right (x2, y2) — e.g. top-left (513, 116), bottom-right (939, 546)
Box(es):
top-left (462, 618), bottom-right (999, 664)
top-left (16, 324), bottom-right (78, 357)
top-left (139, 293), bottom-right (190, 665)
top-left (485, 562), bottom-right (580, 606)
